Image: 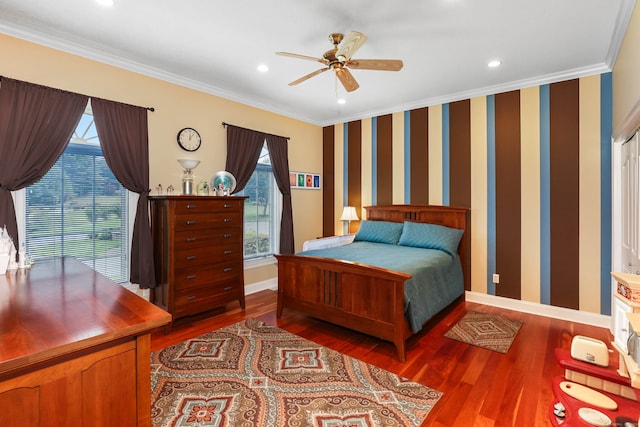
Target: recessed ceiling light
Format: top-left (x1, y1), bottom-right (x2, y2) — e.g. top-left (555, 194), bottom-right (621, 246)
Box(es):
top-left (488, 60), bottom-right (502, 68)
top-left (337, 98), bottom-right (346, 105)
top-left (257, 64), bottom-right (269, 72)
top-left (96, 0), bottom-right (114, 6)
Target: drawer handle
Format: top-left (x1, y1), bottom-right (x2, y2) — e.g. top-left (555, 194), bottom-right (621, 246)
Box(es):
top-left (186, 237), bottom-right (197, 242)
top-left (186, 220), bottom-right (196, 225)
top-left (223, 250), bottom-right (232, 255)
top-left (186, 255), bottom-right (197, 261)
top-left (224, 233), bottom-right (232, 238)
top-left (186, 204), bottom-right (197, 209)
top-left (224, 204), bottom-right (232, 208)
top-left (186, 274), bottom-right (197, 280)
top-left (224, 218), bottom-right (232, 222)
top-left (223, 267), bottom-right (232, 273)
top-left (186, 295), bottom-right (197, 301)
top-left (224, 286), bottom-right (232, 291)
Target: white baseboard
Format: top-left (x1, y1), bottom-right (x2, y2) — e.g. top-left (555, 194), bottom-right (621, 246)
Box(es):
top-left (465, 291), bottom-right (612, 330)
top-left (242, 284), bottom-right (612, 330)
top-left (246, 278), bottom-right (278, 295)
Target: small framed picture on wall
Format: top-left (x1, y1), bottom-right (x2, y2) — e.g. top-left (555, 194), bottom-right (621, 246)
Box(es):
top-left (290, 171), bottom-right (321, 189)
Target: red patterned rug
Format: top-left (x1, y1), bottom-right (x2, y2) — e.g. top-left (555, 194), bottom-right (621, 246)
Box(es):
top-left (444, 311), bottom-right (523, 353)
top-left (151, 318), bottom-right (442, 426)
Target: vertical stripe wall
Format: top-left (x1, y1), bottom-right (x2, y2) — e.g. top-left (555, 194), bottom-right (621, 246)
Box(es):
top-left (520, 87), bottom-right (541, 304)
top-left (470, 97), bottom-right (489, 295)
top-left (600, 73), bottom-right (613, 315)
top-left (578, 75), bottom-right (604, 314)
top-left (323, 73), bottom-right (613, 315)
top-left (549, 80), bottom-right (581, 310)
top-left (375, 115), bottom-right (393, 205)
top-left (428, 105), bottom-right (444, 205)
top-left (322, 126), bottom-right (335, 237)
top-left (408, 107), bottom-right (428, 203)
top-left (494, 91), bottom-right (522, 300)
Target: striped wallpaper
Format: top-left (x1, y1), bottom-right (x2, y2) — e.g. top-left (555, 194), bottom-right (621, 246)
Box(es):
top-left (324, 73), bottom-right (613, 315)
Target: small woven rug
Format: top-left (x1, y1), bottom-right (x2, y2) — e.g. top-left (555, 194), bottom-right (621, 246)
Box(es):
top-left (151, 318), bottom-right (443, 427)
top-left (444, 311), bottom-right (523, 353)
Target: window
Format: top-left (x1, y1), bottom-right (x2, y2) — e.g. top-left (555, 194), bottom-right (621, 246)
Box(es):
top-left (238, 143), bottom-right (281, 260)
top-left (23, 110), bottom-right (129, 282)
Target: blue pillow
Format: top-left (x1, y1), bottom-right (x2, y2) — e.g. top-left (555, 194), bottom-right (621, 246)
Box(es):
top-left (398, 221), bottom-right (464, 256)
top-left (354, 220), bottom-right (404, 245)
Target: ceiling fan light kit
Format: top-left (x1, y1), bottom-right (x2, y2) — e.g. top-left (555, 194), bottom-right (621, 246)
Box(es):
top-left (276, 30), bottom-right (403, 93)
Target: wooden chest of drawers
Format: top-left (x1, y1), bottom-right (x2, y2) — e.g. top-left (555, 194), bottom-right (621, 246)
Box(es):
top-left (149, 196), bottom-right (247, 327)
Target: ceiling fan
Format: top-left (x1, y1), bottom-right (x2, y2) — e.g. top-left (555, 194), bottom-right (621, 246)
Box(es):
top-left (276, 31), bottom-right (403, 92)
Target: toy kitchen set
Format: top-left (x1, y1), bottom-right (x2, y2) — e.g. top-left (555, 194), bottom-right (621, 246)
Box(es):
top-left (550, 272), bottom-right (640, 426)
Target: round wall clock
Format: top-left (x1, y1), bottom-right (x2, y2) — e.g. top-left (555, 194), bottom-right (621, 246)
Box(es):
top-left (177, 127), bottom-right (201, 152)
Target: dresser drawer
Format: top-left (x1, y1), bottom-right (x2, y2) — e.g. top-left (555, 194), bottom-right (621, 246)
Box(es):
top-left (174, 244), bottom-right (243, 268)
top-left (173, 281), bottom-right (243, 316)
top-left (174, 212), bottom-right (243, 232)
top-left (173, 199), bottom-right (243, 215)
top-left (173, 228), bottom-right (243, 251)
top-left (173, 261), bottom-right (243, 291)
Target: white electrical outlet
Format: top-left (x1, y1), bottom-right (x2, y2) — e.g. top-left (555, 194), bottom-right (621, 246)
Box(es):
top-left (492, 274), bottom-right (500, 284)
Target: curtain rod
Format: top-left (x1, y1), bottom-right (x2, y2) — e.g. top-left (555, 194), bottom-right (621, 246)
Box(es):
top-left (0, 75), bottom-right (155, 112)
top-left (222, 121), bottom-right (289, 140)
top-left (93, 94), bottom-right (155, 112)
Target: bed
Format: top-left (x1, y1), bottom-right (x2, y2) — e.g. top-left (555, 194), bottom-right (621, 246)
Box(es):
top-left (275, 204), bottom-right (470, 362)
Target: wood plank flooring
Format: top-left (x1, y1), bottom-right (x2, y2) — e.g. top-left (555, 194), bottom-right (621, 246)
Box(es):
top-left (150, 290), bottom-right (614, 426)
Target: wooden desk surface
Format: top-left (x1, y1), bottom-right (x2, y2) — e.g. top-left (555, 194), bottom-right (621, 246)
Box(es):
top-left (0, 258), bottom-right (171, 376)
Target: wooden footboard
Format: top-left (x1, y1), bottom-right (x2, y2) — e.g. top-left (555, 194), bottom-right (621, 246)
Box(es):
top-left (275, 254), bottom-right (413, 362)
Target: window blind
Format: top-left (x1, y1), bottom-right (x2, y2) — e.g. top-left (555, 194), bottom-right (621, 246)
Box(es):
top-left (25, 124), bottom-right (129, 283)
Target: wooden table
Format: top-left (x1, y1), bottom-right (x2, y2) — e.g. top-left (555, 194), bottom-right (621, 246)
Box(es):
top-left (0, 258), bottom-right (171, 427)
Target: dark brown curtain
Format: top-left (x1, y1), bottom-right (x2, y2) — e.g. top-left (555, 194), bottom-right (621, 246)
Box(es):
top-left (225, 125), bottom-right (294, 255)
top-left (265, 135), bottom-right (294, 254)
top-left (0, 78), bottom-right (88, 250)
top-left (225, 125), bottom-right (265, 191)
top-left (91, 98), bottom-right (155, 288)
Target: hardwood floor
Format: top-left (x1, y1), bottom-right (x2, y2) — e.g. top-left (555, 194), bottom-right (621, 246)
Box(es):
top-left (150, 290), bottom-right (614, 426)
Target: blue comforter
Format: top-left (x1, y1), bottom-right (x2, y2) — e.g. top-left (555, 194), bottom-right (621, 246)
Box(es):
top-left (297, 241), bottom-right (464, 333)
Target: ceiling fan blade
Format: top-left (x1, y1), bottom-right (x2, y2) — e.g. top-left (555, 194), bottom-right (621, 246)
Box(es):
top-left (336, 68), bottom-right (359, 92)
top-left (336, 31), bottom-right (368, 61)
top-left (346, 59), bottom-right (403, 71)
top-left (288, 67), bottom-right (329, 86)
top-left (276, 52), bottom-right (328, 65)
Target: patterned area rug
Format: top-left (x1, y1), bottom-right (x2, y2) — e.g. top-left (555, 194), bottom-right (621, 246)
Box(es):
top-left (444, 311), bottom-right (523, 353)
top-left (151, 318), bottom-right (442, 427)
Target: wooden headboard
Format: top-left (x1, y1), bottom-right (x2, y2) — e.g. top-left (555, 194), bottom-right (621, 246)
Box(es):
top-left (364, 204), bottom-right (471, 291)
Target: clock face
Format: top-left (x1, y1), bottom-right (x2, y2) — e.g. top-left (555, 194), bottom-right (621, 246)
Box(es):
top-left (177, 127), bottom-right (201, 152)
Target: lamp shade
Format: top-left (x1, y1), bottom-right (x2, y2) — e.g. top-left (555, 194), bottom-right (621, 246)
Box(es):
top-left (339, 206), bottom-right (359, 222)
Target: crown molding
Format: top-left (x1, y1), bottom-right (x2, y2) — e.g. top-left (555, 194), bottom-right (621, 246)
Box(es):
top-left (327, 62), bottom-right (612, 127)
top-left (605, 0), bottom-right (637, 68)
top-left (0, 23), bottom-right (324, 125)
top-left (0, 22), bottom-right (619, 128)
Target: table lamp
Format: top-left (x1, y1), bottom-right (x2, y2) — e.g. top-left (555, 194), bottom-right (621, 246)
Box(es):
top-left (339, 206), bottom-right (359, 233)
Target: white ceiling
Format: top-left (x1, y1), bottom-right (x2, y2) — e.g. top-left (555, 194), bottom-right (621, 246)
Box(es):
top-left (0, 0), bottom-right (634, 126)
